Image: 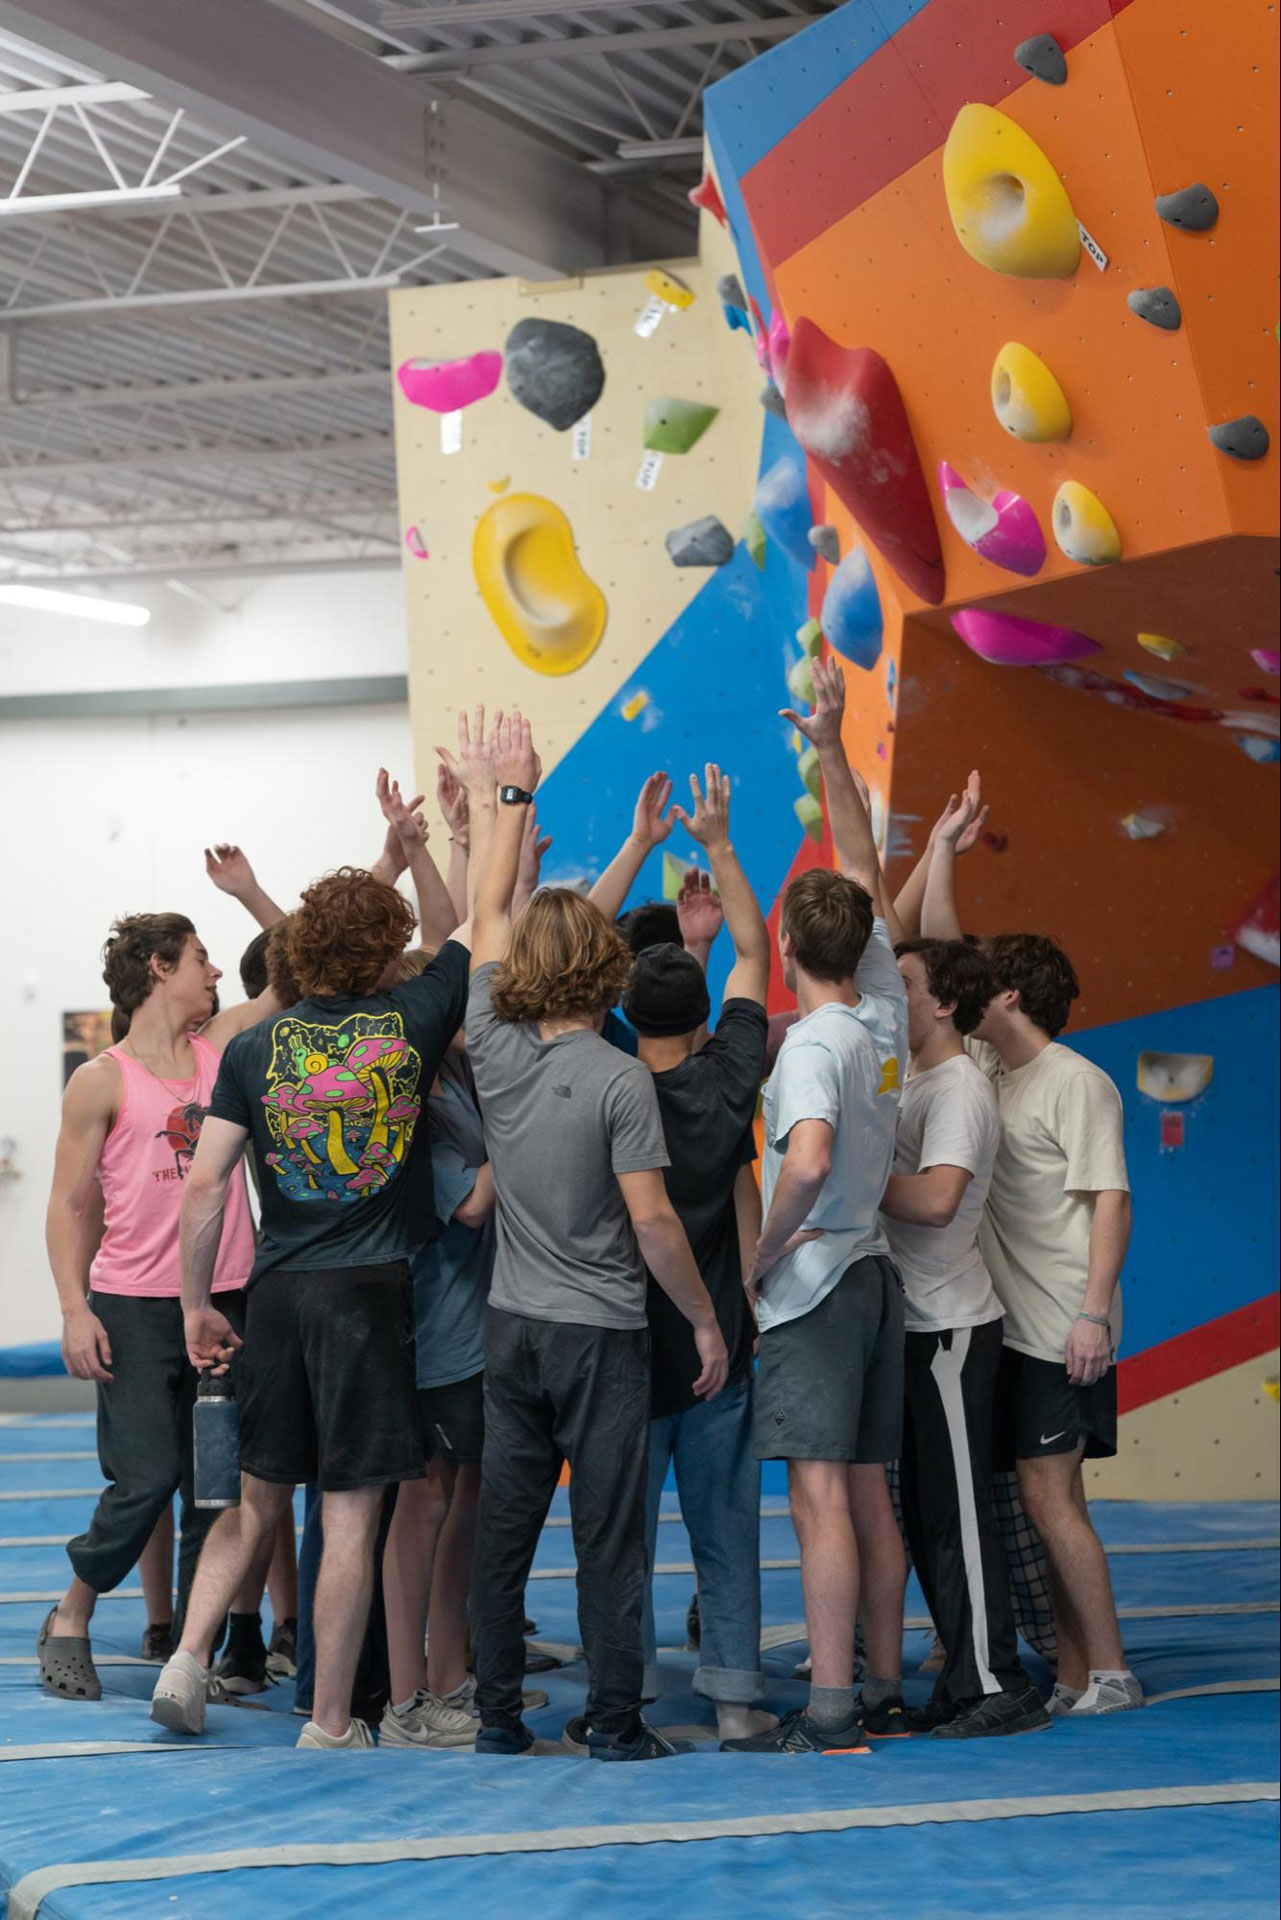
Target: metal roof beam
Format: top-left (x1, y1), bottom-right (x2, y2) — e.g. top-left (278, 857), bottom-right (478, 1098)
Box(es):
top-left (0, 365), bottom-right (389, 414)
top-left (0, 0), bottom-right (662, 276)
top-left (0, 271), bottom-right (405, 325)
top-left (398, 14), bottom-right (815, 76)
top-left (0, 429), bottom-right (391, 484)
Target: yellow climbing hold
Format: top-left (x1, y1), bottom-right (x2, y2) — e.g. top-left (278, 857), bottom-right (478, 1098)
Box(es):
top-left (473, 492), bottom-right (607, 677)
top-left (878, 1056), bottom-right (901, 1095)
top-left (943, 104), bottom-right (1080, 278)
top-left (1136, 1051), bottom-right (1214, 1102)
top-left (1263, 1374), bottom-right (1279, 1404)
top-left (794, 792), bottom-right (823, 842)
top-left (991, 342), bottom-right (1072, 442)
top-left (1052, 481), bottom-right (1121, 566)
top-left (621, 690), bottom-right (650, 722)
top-left (487, 476), bottom-right (511, 494)
top-left (661, 851), bottom-right (702, 900)
top-left (797, 744), bottom-right (822, 799)
top-left (1138, 632), bottom-right (1188, 662)
top-left (646, 267), bottom-right (695, 310)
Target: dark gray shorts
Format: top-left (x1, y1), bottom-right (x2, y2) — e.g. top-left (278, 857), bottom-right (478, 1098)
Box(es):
top-left (753, 1254), bottom-right (905, 1464)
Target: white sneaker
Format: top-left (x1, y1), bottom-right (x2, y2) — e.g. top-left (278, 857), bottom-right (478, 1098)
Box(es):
top-left (379, 1690), bottom-right (477, 1749)
top-left (1047, 1683), bottom-right (1084, 1717)
top-left (150, 1652), bottom-right (212, 1735)
top-left (439, 1675), bottom-right (549, 1720)
top-left (296, 1717), bottom-right (376, 1749)
top-left (1070, 1671), bottom-right (1144, 1715)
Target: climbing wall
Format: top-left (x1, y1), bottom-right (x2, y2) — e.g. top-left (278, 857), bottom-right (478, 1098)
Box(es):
top-left (702, 0), bottom-right (1280, 1496)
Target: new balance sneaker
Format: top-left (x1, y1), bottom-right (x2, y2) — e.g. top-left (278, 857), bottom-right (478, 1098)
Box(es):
top-left (860, 1695), bottom-right (909, 1738)
top-left (379, 1691), bottom-right (477, 1749)
top-left (141, 1622), bottom-right (174, 1662)
top-left (1047, 1683), bottom-right (1084, 1717)
top-left (932, 1684), bottom-right (1052, 1740)
top-left (474, 1721), bottom-right (536, 1755)
top-left (296, 1717), bottom-right (375, 1749)
top-left (215, 1613), bottom-right (269, 1696)
top-left (721, 1706), bottom-right (870, 1755)
top-left (561, 1715), bottom-right (590, 1756)
top-left (587, 1721), bottom-right (693, 1762)
top-left (1070, 1670), bottom-right (1144, 1715)
top-left (266, 1617), bottom-right (298, 1681)
top-left (151, 1651), bottom-right (213, 1735)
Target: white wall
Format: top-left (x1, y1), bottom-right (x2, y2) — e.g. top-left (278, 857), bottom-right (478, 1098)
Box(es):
top-left (0, 566), bottom-right (415, 1348)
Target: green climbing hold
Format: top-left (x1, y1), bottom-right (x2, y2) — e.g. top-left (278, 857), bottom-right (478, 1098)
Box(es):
top-left (745, 510), bottom-right (767, 570)
top-left (797, 617), bottom-right (823, 658)
top-left (787, 655), bottom-right (815, 706)
top-left (794, 792), bottom-right (823, 842)
top-left (797, 744), bottom-right (822, 799)
top-left (644, 397), bottom-right (719, 454)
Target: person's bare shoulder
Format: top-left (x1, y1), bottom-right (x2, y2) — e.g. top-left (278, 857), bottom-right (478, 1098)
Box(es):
top-left (62, 1051), bottom-right (122, 1123)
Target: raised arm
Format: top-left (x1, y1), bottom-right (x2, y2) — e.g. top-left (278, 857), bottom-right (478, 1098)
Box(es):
top-left (671, 764), bottom-right (770, 1006)
top-left (203, 844), bottom-right (285, 931)
top-left (442, 705), bottom-right (541, 972)
top-left (437, 760), bottom-right (471, 925)
top-left (47, 1061), bottom-right (116, 1382)
top-left (377, 767), bottom-right (459, 949)
top-left (588, 771), bottom-right (674, 922)
top-left (781, 657), bottom-right (879, 899)
top-left (512, 804), bottom-right (553, 917)
top-left (617, 1168), bottom-right (728, 1400)
top-left (920, 772), bottom-right (985, 940)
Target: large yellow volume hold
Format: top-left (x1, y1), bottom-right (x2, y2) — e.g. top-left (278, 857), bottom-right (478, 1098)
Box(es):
top-left (1052, 481), bottom-right (1121, 566)
top-left (473, 492), bottom-right (607, 676)
top-left (991, 342), bottom-right (1072, 442)
top-left (943, 104), bottom-right (1081, 278)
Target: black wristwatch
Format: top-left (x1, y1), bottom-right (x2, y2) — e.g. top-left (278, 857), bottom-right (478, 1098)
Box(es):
top-left (498, 784), bottom-right (534, 806)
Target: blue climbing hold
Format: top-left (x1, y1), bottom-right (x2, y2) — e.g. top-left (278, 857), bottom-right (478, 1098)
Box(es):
top-left (753, 454), bottom-right (815, 571)
top-left (820, 545), bottom-right (883, 671)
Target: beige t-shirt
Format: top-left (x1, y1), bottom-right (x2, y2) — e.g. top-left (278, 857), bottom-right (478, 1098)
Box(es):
top-left (968, 1039), bottom-right (1129, 1363)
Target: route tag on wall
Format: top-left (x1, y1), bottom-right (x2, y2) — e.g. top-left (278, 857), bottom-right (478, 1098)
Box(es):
top-left (1159, 1110), bottom-right (1185, 1153)
top-left (440, 410), bottom-right (463, 455)
top-left (635, 450), bottom-right (663, 491)
top-left (571, 414), bottom-right (593, 461)
top-left (1077, 222), bottom-right (1109, 273)
top-left (634, 294), bottom-right (667, 338)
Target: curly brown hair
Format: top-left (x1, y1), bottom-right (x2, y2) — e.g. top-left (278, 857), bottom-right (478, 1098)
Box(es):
top-left (265, 916), bottom-right (302, 1007)
top-left (780, 869), bottom-right (875, 983)
top-left (102, 913), bottom-right (196, 1016)
top-left (285, 868), bottom-right (416, 997)
top-left (492, 888), bottom-right (633, 1024)
top-left (983, 933), bottom-right (1080, 1038)
top-left (895, 938), bottom-right (994, 1036)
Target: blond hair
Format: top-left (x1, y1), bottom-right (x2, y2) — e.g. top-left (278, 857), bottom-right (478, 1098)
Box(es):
top-left (491, 888), bottom-right (632, 1024)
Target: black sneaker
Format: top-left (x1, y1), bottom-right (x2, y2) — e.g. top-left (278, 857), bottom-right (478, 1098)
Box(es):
top-left (685, 1592), bottom-right (701, 1651)
top-left (475, 1721), bottom-right (535, 1755)
top-left (860, 1695), bottom-right (909, 1738)
top-left (523, 1617), bottom-right (538, 1636)
top-left (214, 1613), bottom-right (269, 1696)
top-left (587, 1721), bottom-right (693, 1762)
top-left (721, 1706), bottom-right (870, 1755)
top-left (141, 1623), bottom-right (174, 1662)
top-left (931, 1684), bottom-right (1053, 1740)
top-left (266, 1617), bottom-right (297, 1681)
top-left (561, 1715), bottom-right (590, 1756)
top-left (524, 1646), bottom-right (561, 1675)
top-left (904, 1695), bottom-right (959, 1734)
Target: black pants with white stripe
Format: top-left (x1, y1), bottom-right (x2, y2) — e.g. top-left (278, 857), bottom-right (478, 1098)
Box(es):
top-left (899, 1319), bottom-right (1028, 1704)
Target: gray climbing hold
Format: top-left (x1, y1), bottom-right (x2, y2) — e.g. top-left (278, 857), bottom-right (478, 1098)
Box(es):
top-left (1127, 286), bottom-right (1182, 331)
top-left (808, 524), bottom-right (841, 564)
top-left (503, 318), bottom-right (605, 431)
top-left (665, 514), bottom-right (735, 567)
top-left (717, 273), bottom-right (746, 310)
top-left (1208, 415), bottom-right (1270, 461)
top-left (1013, 33), bottom-right (1067, 85)
top-left (1154, 184), bottom-right (1219, 232)
top-left (760, 380), bottom-right (787, 418)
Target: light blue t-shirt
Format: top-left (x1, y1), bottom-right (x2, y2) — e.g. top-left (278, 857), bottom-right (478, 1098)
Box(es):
top-left (411, 1056), bottom-right (490, 1389)
top-left (757, 919), bottom-right (908, 1332)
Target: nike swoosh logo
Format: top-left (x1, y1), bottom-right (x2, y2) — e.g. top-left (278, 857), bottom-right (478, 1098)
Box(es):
top-left (1040, 1430), bottom-right (1068, 1445)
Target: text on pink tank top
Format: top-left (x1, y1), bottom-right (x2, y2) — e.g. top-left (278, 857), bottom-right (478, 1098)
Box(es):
top-left (89, 1035), bottom-right (254, 1298)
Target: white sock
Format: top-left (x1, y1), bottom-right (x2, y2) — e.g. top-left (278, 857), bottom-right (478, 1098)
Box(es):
top-left (1050, 1682), bottom-right (1083, 1705)
top-left (1088, 1669), bottom-right (1132, 1683)
top-left (392, 1694), bottom-right (419, 1717)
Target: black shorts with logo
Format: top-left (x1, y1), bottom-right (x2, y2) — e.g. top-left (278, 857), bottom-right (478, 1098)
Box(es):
top-left (416, 1370), bottom-right (485, 1468)
top-left (239, 1261), bottom-right (424, 1492)
top-left (992, 1344), bottom-right (1118, 1468)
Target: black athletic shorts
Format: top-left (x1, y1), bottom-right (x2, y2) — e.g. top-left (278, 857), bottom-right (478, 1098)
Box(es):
top-left (992, 1344), bottom-right (1118, 1468)
top-left (417, 1370), bottom-right (485, 1468)
top-left (753, 1254), bottom-right (905, 1464)
top-left (239, 1261), bottom-right (424, 1492)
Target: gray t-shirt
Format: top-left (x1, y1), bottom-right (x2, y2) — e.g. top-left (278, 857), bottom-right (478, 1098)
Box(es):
top-left (466, 963), bottom-right (669, 1329)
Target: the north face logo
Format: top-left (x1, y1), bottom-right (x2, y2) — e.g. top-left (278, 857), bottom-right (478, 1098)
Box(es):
top-left (552, 1085), bottom-right (572, 1099)
top-left (774, 1410), bottom-right (786, 1427)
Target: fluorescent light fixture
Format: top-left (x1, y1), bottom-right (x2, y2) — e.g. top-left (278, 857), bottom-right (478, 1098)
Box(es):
top-left (0, 584), bottom-right (151, 627)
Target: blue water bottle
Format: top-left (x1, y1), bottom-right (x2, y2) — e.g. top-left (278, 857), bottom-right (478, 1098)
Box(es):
top-left (193, 1371), bottom-right (241, 1508)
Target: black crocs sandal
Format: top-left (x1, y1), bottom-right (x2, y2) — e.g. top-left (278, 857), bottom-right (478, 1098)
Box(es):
top-left (37, 1607), bottom-right (102, 1701)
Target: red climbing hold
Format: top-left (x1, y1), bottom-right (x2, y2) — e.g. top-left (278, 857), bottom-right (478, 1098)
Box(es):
top-left (784, 318), bottom-right (945, 605)
top-left (689, 172), bottom-right (728, 227)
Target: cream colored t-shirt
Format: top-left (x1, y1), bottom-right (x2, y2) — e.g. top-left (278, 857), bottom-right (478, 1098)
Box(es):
top-left (968, 1039), bottom-right (1129, 1363)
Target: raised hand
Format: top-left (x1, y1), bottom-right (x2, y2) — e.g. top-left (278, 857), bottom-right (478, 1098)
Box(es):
top-left (439, 702), bottom-right (499, 796)
top-left (671, 763), bottom-right (731, 852)
top-left (492, 707), bottom-right (541, 794)
top-left (203, 844), bottom-right (257, 898)
top-left (516, 803), bottom-right (553, 899)
top-left (676, 869), bottom-right (724, 952)
top-left (437, 759), bottom-right (470, 848)
top-left (629, 770), bottom-right (675, 851)
top-left (780, 654), bottom-right (845, 751)
top-left (934, 770), bottom-right (989, 851)
top-left (377, 767), bottom-right (428, 849)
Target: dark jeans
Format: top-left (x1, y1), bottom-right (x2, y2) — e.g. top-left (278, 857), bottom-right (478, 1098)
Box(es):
top-left (67, 1290), bottom-right (246, 1633)
top-left (899, 1319), bottom-right (1028, 1703)
top-left (472, 1306), bottom-right (649, 1739)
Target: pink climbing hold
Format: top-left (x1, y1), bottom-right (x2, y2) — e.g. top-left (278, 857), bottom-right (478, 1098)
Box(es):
top-left (1251, 647), bottom-right (1281, 675)
top-left (951, 607), bottom-right (1101, 666)
top-left (688, 171), bottom-right (728, 227)
top-left (937, 463), bottom-right (1046, 577)
top-left (1233, 872), bottom-right (1280, 967)
top-left (785, 318), bottom-right (945, 605)
top-left (396, 350), bottom-right (503, 413)
top-left (404, 526), bottom-right (429, 561)
top-left (767, 311), bottom-right (791, 384)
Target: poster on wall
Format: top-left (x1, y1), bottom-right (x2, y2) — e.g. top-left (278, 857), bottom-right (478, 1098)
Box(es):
top-left (62, 1011), bottom-right (113, 1087)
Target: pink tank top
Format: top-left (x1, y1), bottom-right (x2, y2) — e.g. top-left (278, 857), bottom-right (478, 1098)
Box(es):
top-left (89, 1036), bottom-right (254, 1298)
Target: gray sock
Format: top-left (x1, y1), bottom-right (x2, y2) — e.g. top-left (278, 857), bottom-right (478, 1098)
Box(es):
top-left (808, 1683), bottom-right (858, 1730)
top-left (861, 1673), bottom-right (902, 1711)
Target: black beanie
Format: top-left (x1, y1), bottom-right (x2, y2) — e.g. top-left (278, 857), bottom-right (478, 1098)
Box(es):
top-left (622, 942), bottom-right (711, 1038)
